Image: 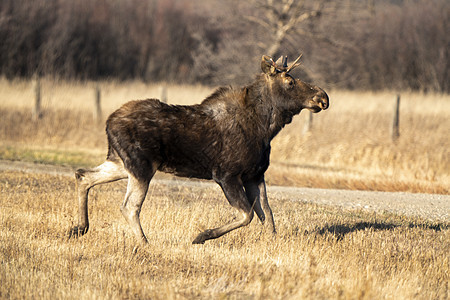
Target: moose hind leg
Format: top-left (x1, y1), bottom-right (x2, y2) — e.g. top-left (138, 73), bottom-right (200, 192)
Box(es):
top-left (193, 177), bottom-right (254, 244)
top-left (69, 160), bottom-right (127, 239)
top-left (120, 174), bottom-right (150, 244)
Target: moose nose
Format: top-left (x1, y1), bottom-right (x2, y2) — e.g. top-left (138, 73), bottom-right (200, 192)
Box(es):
top-left (315, 91), bottom-right (329, 110)
top-left (320, 92), bottom-right (329, 110)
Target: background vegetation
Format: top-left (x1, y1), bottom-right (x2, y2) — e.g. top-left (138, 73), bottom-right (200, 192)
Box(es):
top-left (0, 0), bottom-right (449, 91)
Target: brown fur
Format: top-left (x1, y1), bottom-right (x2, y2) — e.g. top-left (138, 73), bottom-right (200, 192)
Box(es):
top-left (68, 56), bottom-right (329, 244)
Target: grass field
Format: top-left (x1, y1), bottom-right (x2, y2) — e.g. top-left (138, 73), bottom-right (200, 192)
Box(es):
top-left (1, 78), bottom-right (449, 299)
top-left (0, 77), bottom-right (449, 193)
top-left (0, 171), bottom-right (448, 299)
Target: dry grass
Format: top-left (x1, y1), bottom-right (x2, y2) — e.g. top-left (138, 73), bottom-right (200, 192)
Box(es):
top-left (0, 171), bottom-right (448, 299)
top-left (0, 77), bottom-right (449, 193)
top-left (0, 77), bottom-right (212, 114)
top-left (1, 78), bottom-right (448, 299)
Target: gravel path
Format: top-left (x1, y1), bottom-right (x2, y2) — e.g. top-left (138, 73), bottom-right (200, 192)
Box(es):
top-left (1, 160), bottom-right (448, 222)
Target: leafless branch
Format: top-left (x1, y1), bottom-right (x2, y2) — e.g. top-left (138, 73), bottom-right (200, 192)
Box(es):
top-left (246, 0), bottom-right (325, 55)
top-left (244, 15), bottom-right (273, 32)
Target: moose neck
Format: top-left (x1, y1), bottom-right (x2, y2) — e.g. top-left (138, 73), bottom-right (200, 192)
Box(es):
top-left (246, 76), bottom-right (303, 141)
top-left (269, 97), bottom-right (302, 138)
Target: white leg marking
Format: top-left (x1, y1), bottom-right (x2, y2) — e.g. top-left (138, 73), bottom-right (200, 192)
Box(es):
top-left (120, 174), bottom-right (150, 243)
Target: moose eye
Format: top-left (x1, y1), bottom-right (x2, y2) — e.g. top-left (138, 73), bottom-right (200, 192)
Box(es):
top-left (287, 79), bottom-right (295, 88)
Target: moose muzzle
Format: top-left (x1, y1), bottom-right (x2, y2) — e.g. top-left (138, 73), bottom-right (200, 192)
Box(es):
top-left (314, 91), bottom-right (329, 110)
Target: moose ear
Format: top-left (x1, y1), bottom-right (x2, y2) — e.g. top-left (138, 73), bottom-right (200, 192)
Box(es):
top-left (261, 55), bottom-right (277, 75)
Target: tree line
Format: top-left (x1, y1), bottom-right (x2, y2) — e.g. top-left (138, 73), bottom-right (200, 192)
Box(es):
top-left (0, 0), bottom-right (448, 92)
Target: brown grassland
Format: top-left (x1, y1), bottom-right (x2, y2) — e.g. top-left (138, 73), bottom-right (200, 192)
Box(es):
top-left (0, 78), bottom-right (449, 299)
top-left (0, 171), bottom-right (448, 299)
top-left (0, 77), bottom-right (449, 193)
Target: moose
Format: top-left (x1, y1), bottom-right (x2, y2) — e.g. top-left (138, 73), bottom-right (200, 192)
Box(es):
top-left (69, 55), bottom-right (329, 244)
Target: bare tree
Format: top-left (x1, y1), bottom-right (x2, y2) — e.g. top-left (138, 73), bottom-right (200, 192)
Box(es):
top-left (245, 0), bottom-right (326, 56)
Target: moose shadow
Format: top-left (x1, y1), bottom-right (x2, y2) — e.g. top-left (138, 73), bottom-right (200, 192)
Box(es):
top-left (314, 221), bottom-right (447, 241)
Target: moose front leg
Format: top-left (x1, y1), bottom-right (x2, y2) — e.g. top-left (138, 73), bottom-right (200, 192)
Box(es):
top-left (244, 179), bottom-right (265, 223)
top-left (192, 176), bottom-right (254, 244)
top-left (258, 178), bottom-right (275, 234)
top-left (244, 176), bottom-right (276, 234)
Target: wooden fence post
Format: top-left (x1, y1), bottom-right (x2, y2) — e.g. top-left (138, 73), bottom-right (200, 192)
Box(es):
top-left (391, 94), bottom-right (400, 142)
top-left (32, 75), bottom-right (41, 121)
top-left (94, 84), bottom-right (102, 123)
top-left (303, 111), bottom-right (313, 134)
top-left (160, 85), bottom-right (167, 103)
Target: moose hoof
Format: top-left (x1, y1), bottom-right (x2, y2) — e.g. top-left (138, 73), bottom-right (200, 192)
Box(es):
top-left (192, 229), bottom-right (213, 244)
top-left (67, 226), bottom-right (88, 239)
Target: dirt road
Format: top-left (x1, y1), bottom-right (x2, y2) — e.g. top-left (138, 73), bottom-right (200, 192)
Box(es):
top-left (1, 160), bottom-right (448, 222)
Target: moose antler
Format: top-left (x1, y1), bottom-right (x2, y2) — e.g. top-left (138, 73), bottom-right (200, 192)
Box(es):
top-left (263, 55), bottom-right (303, 73)
top-left (282, 56), bottom-right (288, 68)
top-left (286, 54), bottom-right (302, 72)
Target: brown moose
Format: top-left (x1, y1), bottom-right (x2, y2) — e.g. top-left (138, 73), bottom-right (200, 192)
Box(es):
top-left (69, 55), bottom-right (329, 244)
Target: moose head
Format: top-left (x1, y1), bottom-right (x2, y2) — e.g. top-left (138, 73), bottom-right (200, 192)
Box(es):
top-left (261, 55), bottom-right (329, 115)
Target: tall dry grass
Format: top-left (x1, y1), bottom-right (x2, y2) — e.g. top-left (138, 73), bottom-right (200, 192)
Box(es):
top-left (0, 77), bottom-right (449, 193)
top-left (0, 171), bottom-right (448, 299)
top-left (0, 77), bottom-right (212, 113)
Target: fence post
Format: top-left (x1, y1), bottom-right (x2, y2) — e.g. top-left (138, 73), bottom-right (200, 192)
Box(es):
top-left (94, 84), bottom-right (102, 123)
top-left (303, 111), bottom-right (313, 134)
top-left (32, 75), bottom-right (41, 121)
top-left (160, 85), bottom-right (167, 103)
top-left (391, 94), bottom-right (400, 142)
